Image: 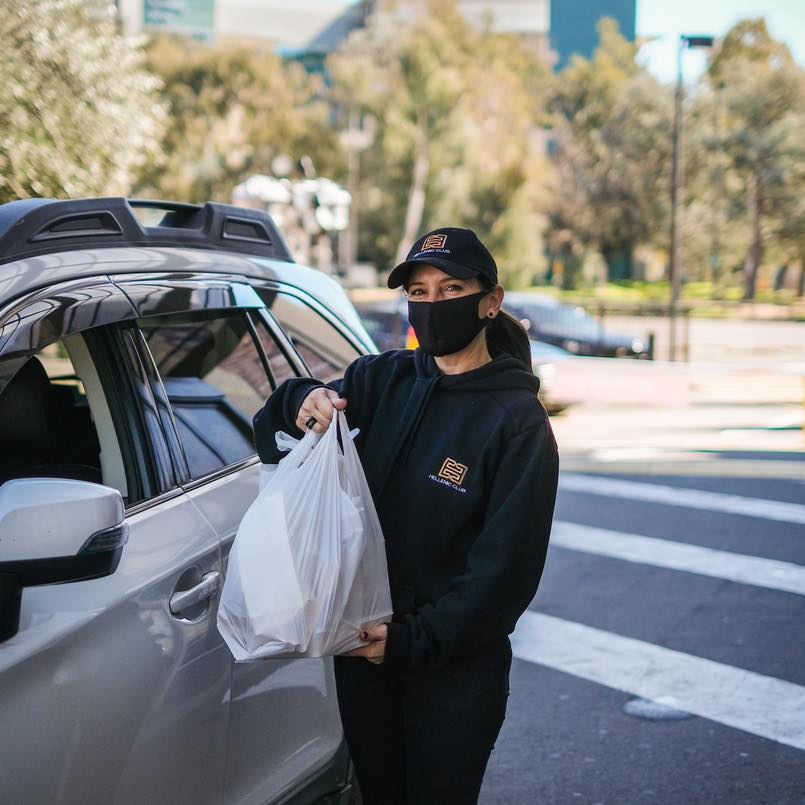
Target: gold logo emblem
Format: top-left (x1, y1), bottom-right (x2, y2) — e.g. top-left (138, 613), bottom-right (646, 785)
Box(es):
top-left (438, 458), bottom-right (468, 486)
top-left (421, 234), bottom-right (447, 251)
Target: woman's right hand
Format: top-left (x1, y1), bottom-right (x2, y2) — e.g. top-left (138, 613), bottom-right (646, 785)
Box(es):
top-left (296, 387), bottom-right (347, 434)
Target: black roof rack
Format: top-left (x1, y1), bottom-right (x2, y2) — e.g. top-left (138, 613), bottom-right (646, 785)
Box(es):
top-left (0, 197), bottom-right (294, 266)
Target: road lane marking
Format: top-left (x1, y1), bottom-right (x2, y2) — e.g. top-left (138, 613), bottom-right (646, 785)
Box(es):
top-left (513, 612), bottom-right (805, 751)
top-left (560, 458), bottom-right (805, 480)
top-left (560, 473), bottom-right (805, 526)
top-left (551, 521), bottom-right (805, 597)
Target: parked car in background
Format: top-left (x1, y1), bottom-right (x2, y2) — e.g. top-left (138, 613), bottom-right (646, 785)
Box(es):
top-left (352, 297), bottom-right (417, 353)
top-left (528, 339), bottom-right (577, 414)
top-left (503, 291), bottom-right (650, 359)
top-left (0, 197), bottom-right (371, 805)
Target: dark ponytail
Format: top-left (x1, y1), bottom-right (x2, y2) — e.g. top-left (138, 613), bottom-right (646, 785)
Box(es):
top-left (480, 279), bottom-right (532, 371)
top-left (487, 310), bottom-right (532, 371)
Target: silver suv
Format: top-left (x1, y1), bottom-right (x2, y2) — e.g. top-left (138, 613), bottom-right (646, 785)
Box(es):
top-left (0, 198), bottom-right (374, 804)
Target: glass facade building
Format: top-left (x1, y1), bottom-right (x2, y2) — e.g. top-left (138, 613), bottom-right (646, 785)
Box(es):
top-left (550, 0), bottom-right (636, 69)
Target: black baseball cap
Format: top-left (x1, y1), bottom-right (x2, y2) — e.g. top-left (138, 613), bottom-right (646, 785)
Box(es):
top-left (387, 227), bottom-right (498, 289)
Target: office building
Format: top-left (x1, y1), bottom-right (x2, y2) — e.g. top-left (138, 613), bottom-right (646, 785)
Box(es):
top-left (118, 0), bottom-right (635, 71)
top-left (550, 0), bottom-right (636, 70)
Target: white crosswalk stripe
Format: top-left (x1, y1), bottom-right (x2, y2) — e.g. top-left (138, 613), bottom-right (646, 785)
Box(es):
top-left (550, 521), bottom-right (805, 596)
top-left (560, 473), bottom-right (805, 525)
top-left (524, 473), bottom-right (805, 754)
top-left (513, 611), bottom-right (805, 751)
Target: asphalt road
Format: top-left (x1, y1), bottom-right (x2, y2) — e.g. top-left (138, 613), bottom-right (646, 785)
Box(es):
top-left (480, 463), bottom-right (805, 805)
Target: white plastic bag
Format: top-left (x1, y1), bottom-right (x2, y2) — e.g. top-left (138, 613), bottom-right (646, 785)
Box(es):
top-left (217, 411), bottom-right (393, 660)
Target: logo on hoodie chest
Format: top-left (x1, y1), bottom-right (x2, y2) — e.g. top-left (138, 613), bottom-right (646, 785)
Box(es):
top-left (429, 457), bottom-right (469, 494)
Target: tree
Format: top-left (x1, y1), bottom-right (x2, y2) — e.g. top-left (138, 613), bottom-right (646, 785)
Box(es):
top-left (0, 0), bottom-right (164, 203)
top-left (707, 19), bottom-right (805, 299)
top-left (138, 36), bottom-right (337, 203)
top-left (766, 113), bottom-right (805, 296)
top-left (548, 19), bottom-right (674, 284)
top-left (330, 0), bottom-right (476, 266)
top-left (329, 0), bottom-right (553, 286)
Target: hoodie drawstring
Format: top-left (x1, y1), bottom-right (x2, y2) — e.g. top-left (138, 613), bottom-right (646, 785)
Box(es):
top-left (373, 373), bottom-right (441, 501)
top-left (398, 375), bottom-right (440, 466)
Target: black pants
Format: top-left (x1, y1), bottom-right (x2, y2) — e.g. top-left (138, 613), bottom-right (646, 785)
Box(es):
top-left (334, 639), bottom-right (511, 805)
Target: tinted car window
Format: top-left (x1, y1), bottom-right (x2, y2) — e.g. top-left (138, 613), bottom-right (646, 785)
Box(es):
top-left (262, 292), bottom-right (362, 382)
top-left (0, 335), bottom-right (147, 502)
top-left (248, 312), bottom-right (298, 389)
top-left (140, 310), bottom-right (270, 479)
top-left (354, 307), bottom-right (408, 352)
top-left (0, 341), bottom-right (102, 484)
top-left (507, 300), bottom-right (599, 339)
top-left (291, 337), bottom-right (343, 382)
top-left (554, 306), bottom-right (600, 337)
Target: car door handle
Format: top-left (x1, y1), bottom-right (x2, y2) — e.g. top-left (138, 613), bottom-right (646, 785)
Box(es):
top-left (170, 571), bottom-right (220, 615)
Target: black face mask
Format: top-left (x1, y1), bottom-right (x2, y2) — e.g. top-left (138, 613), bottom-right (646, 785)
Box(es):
top-left (407, 291), bottom-right (490, 357)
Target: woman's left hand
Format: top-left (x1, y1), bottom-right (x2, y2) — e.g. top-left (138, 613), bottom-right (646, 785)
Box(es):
top-left (344, 624), bottom-right (388, 664)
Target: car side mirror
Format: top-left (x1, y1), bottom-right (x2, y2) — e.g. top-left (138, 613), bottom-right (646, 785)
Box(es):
top-left (0, 478), bottom-right (128, 643)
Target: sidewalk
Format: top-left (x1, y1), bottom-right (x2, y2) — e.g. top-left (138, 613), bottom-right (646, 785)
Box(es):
top-left (549, 357), bottom-right (805, 479)
top-left (599, 315), bottom-right (805, 366)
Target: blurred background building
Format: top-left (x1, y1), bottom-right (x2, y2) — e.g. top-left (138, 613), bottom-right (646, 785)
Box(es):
top-left (115, 0), bottom-right (635, 276)
top-left (116, 0), bottom-right (635, 69)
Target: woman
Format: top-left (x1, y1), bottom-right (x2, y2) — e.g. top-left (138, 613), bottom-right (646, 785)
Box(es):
top-left (254, 227), bottom-right (559, 805)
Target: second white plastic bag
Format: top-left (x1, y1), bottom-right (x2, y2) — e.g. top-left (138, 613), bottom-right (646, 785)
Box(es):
top-left (217, 410), bottom-right (393, 660)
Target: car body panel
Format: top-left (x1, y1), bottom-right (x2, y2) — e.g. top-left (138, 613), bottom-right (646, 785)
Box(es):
top-left (0, 492), bottom-right (229, 805)
top-left (183, 463), bottom-right (344, 805)
top-left (0, 244), bottom-right (363, 802)
top-left (529, 340), bottom-right (574, 361)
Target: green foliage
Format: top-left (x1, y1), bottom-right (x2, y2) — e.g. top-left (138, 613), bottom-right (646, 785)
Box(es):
top-left (553, 280), bottom-right (803, 316)
top-left (0, 0), bottom-right (164, 203)
top-left (551, 18), bottom-right (641, 126)
top-left (548, 19), bottom-right (673, 280)
top-left (328, 0), bottom-right (552, 286)
top-left (704, 19), bottom-right (805, 299)
top-left (137, 36), bottom-right (338, 203)
top-left (546, 16), bottom-right (805, 299)
top-left (4, 3), bottom-right (804, 302)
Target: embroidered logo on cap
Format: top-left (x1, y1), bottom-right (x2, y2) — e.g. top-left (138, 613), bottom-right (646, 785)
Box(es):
top-left (421, 233), bottom-right (447, 251)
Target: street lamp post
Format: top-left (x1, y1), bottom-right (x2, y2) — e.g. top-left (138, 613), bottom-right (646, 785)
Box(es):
top-left (669, 34), bottom-right (714, 362)
top-left (338, 109), bottom-right (374, 272)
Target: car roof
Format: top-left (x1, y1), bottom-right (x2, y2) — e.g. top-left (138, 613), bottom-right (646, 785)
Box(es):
top-left (0, 252), bottom-right (374, 358)
top-left (0, 197), bottom-right (375, 350)
top-left (0, 197), bottom-right (292, 266)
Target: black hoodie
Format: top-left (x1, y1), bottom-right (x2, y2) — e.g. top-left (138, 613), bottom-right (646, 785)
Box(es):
top-left (253, 348), bottom-right (559, 669)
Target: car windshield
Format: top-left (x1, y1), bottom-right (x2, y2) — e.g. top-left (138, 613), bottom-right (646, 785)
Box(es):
top-left (509, 301), bottom-right (601, 339)
top-left (554, 306), bottom-right (600, 336)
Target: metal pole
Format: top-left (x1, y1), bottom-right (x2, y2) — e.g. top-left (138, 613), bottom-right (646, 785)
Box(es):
top-left (669, 37), bottom-right (685, 362)
top-left (344, 106), bottom-right (360, 272)
top-left (711, 87), bottom-right (725, 297)
top-left (683, 308), bottom-right (691, 362)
